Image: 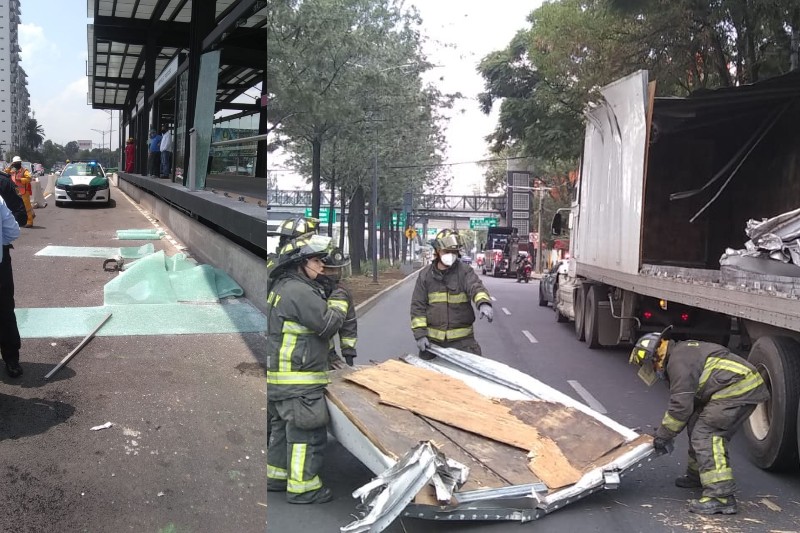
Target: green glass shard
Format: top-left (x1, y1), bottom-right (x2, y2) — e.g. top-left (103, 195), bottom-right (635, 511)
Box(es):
top-left (35, 244), bottom-right (155, 259)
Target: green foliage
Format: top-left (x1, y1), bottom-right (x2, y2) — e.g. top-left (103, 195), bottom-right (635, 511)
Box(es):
top-left (478, 0), bottom-right (800, 166)
top-left (361, 258), bottom-right (397, 275)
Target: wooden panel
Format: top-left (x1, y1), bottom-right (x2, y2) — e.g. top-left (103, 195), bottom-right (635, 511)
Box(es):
top-left (327, 374), bottom-right (512, 492)
top-left (344, 360), bottom-right (626, 489)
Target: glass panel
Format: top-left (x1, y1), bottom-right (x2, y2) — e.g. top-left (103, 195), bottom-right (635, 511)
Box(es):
top-left (174, 69), bottom-right (189, 182)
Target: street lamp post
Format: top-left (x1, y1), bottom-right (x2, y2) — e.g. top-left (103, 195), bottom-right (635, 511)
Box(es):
top-left (90, 128), bottom-right (105, 160)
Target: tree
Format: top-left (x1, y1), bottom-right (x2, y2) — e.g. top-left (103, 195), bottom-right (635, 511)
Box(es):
top-left (24, 118), bottom-right (45, 150)
top-left (64, 141), bottom-right (80, 160)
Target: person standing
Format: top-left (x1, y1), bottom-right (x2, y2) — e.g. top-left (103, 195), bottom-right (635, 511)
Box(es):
top-left (0, 193), bottom-right (22, 377)
top-left (5, 157), bottom-right (33, 228)
top-left (147, 129), bottom-right (162, 177)
top-left (629, 330), bottom-right (769, 515)
top-left (124, 137), bottom-right (135, 173)
top-left (266, 233), bottom-right (350, 504)
top-left (410, 229), bottom-right (493, 357)
top-left (159, 126), bottom-right (173, 179)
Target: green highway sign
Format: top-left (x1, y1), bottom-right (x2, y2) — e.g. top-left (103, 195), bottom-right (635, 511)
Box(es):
top-left (427, 228), bottom-right (437, 237)
top-left (304, 208), bottom-right (336, 224)
top-left (469, 217), bottom-right (498, 229)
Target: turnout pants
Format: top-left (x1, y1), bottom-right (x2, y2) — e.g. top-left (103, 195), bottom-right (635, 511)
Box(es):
top-left (684, 400), bottom-right (757, 498)
top-left (20, 194), bottom-right (33, 226)
top-left (267, 396), bottom-right (328, 503)
top-left (441, 336), bottom-right (482, 356)
top-left (0, 245), bottom-right (21, 365)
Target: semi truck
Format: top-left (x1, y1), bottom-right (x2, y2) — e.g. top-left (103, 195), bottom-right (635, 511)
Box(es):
top-left (552, 69), bottom-right (800, 472)
top-left (481, 226), bottom-right (530, 277)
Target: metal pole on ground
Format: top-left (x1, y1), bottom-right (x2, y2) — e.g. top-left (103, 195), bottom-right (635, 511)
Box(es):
top-left (44, 313), bottom-right (113, 380)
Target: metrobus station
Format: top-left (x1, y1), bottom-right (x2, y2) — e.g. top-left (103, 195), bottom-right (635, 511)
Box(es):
top-left (86, 0), bottom-right (267, 307)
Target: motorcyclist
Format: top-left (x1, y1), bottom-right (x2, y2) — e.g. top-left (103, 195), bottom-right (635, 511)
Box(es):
top-left (515, 252), bottom-right (531, 280)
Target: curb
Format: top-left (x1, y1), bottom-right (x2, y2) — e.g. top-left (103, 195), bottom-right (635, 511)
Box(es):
top-left (355, 267), bottom-right (423, 316)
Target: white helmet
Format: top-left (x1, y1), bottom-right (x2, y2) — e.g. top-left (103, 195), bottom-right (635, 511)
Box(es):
top-left (12, 156), bottom-right (22, 163)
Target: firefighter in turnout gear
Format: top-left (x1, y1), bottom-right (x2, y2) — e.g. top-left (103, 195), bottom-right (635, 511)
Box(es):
top-left (5, 157), bottom-right (33, 228)
top-left (266, 216), bottom-right (358, 367)
top-left (629, 330), bottom-right (769, 515)
top-left (411, 229), bottom-right (493, 356)
top-left (266, 233), bottom-right (350, 504)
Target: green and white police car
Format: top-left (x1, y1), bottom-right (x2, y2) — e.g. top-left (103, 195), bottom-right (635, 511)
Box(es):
top-left (54, 161), bottom-right (112, 207)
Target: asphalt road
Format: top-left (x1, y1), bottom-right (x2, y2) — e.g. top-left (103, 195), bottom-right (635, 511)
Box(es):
top-left (0, 182), bottom-right (267, 532)
top-left (267, 267), bottom-right (800, 533)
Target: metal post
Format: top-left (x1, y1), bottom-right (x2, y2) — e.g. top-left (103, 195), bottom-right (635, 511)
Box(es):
top-left (536, 189), bottom-right (544, 273)
top-left (371, 122), bottom-right (379, 283)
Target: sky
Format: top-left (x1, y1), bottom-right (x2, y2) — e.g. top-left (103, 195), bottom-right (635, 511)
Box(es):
top-left (18, 0), bottom-right (123, 151)
top-left (269, 0), bottom-right (542, 194)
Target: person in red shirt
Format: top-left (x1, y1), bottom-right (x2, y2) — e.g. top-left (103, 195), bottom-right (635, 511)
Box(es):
top-left (125, 137), bottom-right (135, 173)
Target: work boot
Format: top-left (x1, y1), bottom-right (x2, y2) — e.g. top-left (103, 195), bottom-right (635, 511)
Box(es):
top-left (5, 362), bottom-right (23, 378)
top-left (689, 495), bottom-right (737, 515)
top-left (266, 482), bottom-right (287, 493)
top-left (289, 487), bottom-right (333, 505)
top-left (674, 474), bottom-right (702, 488)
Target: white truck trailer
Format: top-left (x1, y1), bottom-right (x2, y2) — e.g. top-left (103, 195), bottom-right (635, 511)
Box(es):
top-left (553, 69), bottom-right (800, 472)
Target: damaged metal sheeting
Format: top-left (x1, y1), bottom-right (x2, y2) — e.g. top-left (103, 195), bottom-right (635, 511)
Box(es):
top-left (341, 442), bottom-right (468, 533)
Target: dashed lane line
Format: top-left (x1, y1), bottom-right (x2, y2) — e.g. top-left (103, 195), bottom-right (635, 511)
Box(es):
top-left (567, 380), bottom-right (607, 414)
top-left (502, 307), bottom-right (511, 315)
top-left (522, 330), bottom-right (538, 343)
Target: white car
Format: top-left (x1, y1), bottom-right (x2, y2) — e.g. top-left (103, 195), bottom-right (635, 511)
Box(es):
top-left (54, 161), bottom-right (112, 207)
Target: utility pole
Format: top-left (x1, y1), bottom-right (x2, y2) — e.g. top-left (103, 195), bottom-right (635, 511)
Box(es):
top-left (536, 188), bottom-right (544, 274)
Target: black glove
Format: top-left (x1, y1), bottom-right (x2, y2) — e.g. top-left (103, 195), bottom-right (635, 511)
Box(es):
top-left (318, 275), bottom-right (336, 297)
top-left (343, 354), bottom-right (355, 367)
top-left (653, 436), bottom-right (673, 455)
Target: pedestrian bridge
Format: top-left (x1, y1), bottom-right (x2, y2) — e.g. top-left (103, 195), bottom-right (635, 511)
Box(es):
top-left (267, 190), bottom-right (505, 218)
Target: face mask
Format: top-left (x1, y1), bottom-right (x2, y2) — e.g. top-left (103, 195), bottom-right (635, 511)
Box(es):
top-left (440, 253), bottom-right (457, 267)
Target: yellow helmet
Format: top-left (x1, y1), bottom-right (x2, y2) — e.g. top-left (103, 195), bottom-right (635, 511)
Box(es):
top-left (630, 332), bottom-right (670, 383)
top-left (270, 216), bottom-right (321, 249)
top-left (270, 234), bottom-right (334, 279)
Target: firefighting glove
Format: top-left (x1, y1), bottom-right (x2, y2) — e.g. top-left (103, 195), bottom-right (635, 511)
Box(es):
top-left (479, 304), bottom-right (494, 323)
top-left (416, 337), bottom-right (431, 352)
top-left (343, 354), bottom-right (355, 367)
top-left (652, 436), bottom-right (673, 455)
top-left (317, 275), bottom-right (336, 297)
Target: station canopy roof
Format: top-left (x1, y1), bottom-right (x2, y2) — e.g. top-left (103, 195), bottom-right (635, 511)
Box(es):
top-left (87, 0), bottom-right (265, 111)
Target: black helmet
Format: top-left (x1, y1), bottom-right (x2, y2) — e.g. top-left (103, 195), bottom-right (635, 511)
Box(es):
top-left (270, 234), bottom-right (333, 279)
top-left (269, 217), bottom-right (321, 248)
top-left (321, 247), bottom-right (351, 280)
top-left (629, 327), bottom-right (672, 384)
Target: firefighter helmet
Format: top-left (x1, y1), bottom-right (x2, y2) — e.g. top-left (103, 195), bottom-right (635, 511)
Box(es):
top-left (269, 217), bottom-right (321, 248)
top-left (630, 329), bottom-right (672, 383)
top-left (321, 246), bottom-right (351, 280)
top-left (270, 234), bottom-right (334, 279)
top-left (432, 229), bottom-right (464, 252)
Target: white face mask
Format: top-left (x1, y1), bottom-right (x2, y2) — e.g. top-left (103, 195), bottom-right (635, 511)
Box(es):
top-left (440, 253), bottom-right (457, 267)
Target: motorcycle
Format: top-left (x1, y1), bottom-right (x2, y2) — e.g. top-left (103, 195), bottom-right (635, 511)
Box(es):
top-left (516, 262), bottom-right (532, 283)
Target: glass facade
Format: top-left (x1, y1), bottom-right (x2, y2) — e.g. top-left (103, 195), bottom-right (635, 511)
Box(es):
top-left (210, 112), bottom-right (259, 176)
top-left (174, 69), bottom-right (189, 181)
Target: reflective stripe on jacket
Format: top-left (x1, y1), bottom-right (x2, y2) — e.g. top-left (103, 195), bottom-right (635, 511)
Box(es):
top-left (6, 168), bottom-right (31, 196)
top-left (266, 272), bottom-right (348, 401)
top-left (656, 340), bottom-right (769, 440)
top-left (410, 260), bottom-right (491, 342)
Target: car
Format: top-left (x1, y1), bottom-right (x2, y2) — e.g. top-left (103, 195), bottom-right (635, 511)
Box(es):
top-left (539, 259), bottom-right (569, 322)
top-left (54, 161), bottom-right (112, 207)
top-left (461, 255), bottom-right (473, 265)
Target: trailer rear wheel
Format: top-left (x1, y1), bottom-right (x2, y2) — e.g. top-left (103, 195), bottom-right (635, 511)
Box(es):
top-left (574, 285), bottom-right (586, 342)
top-left (584, 285), bottom-right (602, 349)
top-left (743, 336), bottom-right (800, 471)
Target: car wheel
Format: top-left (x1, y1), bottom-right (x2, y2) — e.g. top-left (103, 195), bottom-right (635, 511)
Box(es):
top-left (743, 336), bottom-right (800, 470)
top-left (538, 283), bottom-right (548, 307)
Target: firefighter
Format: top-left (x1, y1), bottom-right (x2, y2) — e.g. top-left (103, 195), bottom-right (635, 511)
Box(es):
top-left (5, 157), bottom-right (33, 228)
top-left (629, 330), bottom-right (769, 515)
top-left (266, 233), bottom-right (350, 504)
top-left (411, 229), bottom-right (493, 356)
top-left (267, 216), bottom-right (358, 367)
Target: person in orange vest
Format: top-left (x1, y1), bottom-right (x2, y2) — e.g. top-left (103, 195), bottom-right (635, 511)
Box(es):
top-left (5, 156), bottom-right (33, 228)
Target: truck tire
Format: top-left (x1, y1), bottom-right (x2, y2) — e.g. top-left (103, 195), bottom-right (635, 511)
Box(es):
top-left (574, 285), bottom-right (586, 342)
top-left (584, 285), bottom-right (602, 349)
top-left (743, 336), bottom-right (800, 471)
top-left (538, 284), bottom-right (547, 307)
top-left (554, 285), bottom-right (568, 323)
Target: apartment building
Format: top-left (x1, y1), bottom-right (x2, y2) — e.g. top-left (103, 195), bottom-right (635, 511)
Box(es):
top-left (0, 0), bottom-right (30, 159)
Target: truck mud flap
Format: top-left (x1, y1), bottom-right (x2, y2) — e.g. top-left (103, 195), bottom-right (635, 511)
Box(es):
top-left (327, 346), bottom-right (655, 532)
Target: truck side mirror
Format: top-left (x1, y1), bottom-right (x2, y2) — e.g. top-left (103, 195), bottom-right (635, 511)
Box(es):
top-left (552, 213), bottom-right (563, 236)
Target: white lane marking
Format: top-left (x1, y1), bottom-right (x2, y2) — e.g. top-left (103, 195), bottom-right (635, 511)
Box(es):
top-left (501, 307), bottom-right (511, 315)
top-left (522, 330), bottom-right (538, 343)
top-left (490, 296), bottom-right (497, 302)
top-left (567, 380), bottom-right (607, 414)
top-left (118, 189), bottom-right (187, 252)
top-left (44, 193), bottom-right (53, 199)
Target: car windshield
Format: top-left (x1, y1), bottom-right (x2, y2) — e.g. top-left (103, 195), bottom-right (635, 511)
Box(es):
top-left (63, 164), bottom-right (105, 178)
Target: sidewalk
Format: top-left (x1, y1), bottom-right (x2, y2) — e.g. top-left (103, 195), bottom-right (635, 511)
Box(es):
top-left (0, 184), bottom-right (266, 532)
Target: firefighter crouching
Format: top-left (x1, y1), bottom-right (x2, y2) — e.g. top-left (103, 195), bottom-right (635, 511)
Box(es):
top-left (411, 229), bottom-right (493, 357)
top-left (629, 329), bottom-right (769, 515)
top-left (266, 233), bottom-right (351, 504)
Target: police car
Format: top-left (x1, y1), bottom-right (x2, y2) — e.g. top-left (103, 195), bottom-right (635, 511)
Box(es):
top-left (54, 161), bottom-right (112, 207)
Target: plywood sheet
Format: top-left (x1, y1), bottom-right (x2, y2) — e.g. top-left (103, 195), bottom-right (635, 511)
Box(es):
top-left (327, 373), bottom-right (518, 491)
top-left (344, 360), bottom-right (614, 488)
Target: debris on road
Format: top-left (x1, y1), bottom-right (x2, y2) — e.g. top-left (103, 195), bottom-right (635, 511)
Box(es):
top-left (90, 422), bottom-right (114, 431)
top-left (44, 312), bottom-right (113, 380)
top-left (760, 498), bottom-right (783, 512)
